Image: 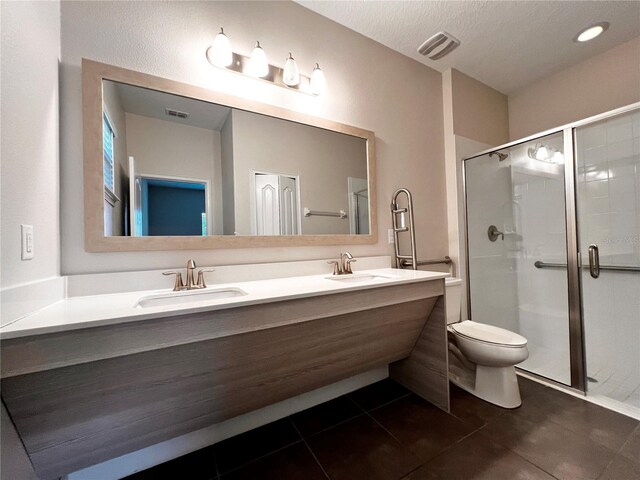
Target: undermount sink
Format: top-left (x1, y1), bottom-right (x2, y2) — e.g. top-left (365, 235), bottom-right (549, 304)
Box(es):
top-left (325, 273), bottom-right (395, 283)
top-left (136, 287), bottom-right (247, 308)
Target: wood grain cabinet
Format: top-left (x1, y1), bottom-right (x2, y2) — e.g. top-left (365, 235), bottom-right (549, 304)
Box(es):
top-left (1, 280), bottom-right (448, 480)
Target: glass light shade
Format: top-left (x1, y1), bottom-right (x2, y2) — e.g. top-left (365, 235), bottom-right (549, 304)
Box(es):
top-left (249, 41), bottom-right (269, 78)
top-left (283, 53), bottom-right (300, 87)
top-left (553, 151), bottom-right (565, 164)
top-left (210, 28), bottom-right (233, 67)
top-left (310, 63), bottom-right (326, 96)
top-left (535, 145), bottom-right (549, 160)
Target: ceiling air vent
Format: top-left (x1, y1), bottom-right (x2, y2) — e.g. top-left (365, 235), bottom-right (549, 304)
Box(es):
top-left (417, 31), bottom-right (460, 60)
top-left (165, 108), bottom-right (189, 119)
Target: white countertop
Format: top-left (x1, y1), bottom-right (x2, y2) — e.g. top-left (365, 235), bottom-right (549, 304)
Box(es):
top-left (0, 268), bottom-right (448, 340)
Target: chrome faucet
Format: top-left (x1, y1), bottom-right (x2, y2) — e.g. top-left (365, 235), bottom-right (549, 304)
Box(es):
top-left (163, 260), bottom-right (215, 291)
top-left (328, 251), bottom-right (357, 275)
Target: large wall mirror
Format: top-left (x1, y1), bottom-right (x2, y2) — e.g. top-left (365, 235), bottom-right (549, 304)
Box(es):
top-left (83, 60), bottom-right (376, 251)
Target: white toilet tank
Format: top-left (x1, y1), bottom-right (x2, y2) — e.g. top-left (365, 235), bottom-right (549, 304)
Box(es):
top-left (444, 277), bottom-right (463, 325)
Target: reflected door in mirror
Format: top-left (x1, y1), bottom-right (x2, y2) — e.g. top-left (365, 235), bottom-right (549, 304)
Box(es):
top-left (253, 173), bottom-right (299, 235)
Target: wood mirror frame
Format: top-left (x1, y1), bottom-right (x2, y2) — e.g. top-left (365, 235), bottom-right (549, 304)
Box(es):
top-left (82, 59), bottom-right (377, 252)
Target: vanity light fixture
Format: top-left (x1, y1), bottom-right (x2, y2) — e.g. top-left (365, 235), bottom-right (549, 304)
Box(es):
top-left (249, 41), bottom-right (269, 78)
top-left (205, 27), bottom-right (325, 95)
top-left (283, 53), bottom-right (300, 87)
top-left (574, 22), bottom-right (609, 43)
top-left (310, 63), bottom-right (326, 96)
top-left (209, 28), bottom-right (233, 67)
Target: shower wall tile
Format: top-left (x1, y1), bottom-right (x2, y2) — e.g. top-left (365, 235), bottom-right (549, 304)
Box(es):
top-left (577, 110), bottom-right (640, 405)
top-left (580, 124), bottom-right (607, 149)
top-left (608, 139), bottom-right (635, 161)
top-left (584, 145), bottom-right (608, 165)
top-left (585, 168), bottom-right (609, 182)
top-left (586, 196), bottom-right (610, 215)
top-left (607, 116), bottom-right (634, 142)
top-left (466, 153), bottom-right (520, 333)
top-left (610, 192), bottom-right (636, 213)
top-left (586, 180), bottom-right (609, 198)
top-left (608, 162), bottom-right (636, 179)
top-left (511, 135), bottom-right (571, 384)
top-left (609, 175), bottom-right (636, 194)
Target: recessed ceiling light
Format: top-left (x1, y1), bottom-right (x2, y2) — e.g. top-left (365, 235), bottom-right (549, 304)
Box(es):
top-left (574, 22), bottom-right (609, 43)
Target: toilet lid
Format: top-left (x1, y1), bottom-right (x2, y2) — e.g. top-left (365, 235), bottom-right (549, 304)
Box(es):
top-left (450, 321), bottom-right (527, 347)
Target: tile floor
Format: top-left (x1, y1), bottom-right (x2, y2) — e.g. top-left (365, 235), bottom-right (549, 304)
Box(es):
top-left (124, 377), bottom-right (640, 480)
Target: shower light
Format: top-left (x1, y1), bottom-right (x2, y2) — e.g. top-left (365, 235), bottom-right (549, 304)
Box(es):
top-left (249, 41), bottom-right (269, 78)
top-left (283, 53), bottom-right (300, 86)
top-left (574, 22), bottom-right (609, 43)
top-left (209, 28), bottom-right (233, 67)
top-left (528, 143), bottom-right (564, 164)
top-left (553, 151), bottom-right (565, 164)
top-left (535, 145), bottom-right (549, 160)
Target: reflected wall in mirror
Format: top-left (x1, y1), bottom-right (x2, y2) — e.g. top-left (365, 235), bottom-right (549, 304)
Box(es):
top-left (84, 60), bottom-right (376, 251)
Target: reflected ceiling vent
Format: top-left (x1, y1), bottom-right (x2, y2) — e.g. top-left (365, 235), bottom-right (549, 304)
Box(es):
top-left (165, 108), bottom-right (189, 119)
top-left (417, 31), bottom-right (460, 60)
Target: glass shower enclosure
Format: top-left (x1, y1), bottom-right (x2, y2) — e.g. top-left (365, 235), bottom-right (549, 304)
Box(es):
top-left (463, 104), bottom-right (640, 415)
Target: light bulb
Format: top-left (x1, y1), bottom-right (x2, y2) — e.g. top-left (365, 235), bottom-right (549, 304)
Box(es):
top-left (249, 41), bottom-right (269, 78)
top-left (209, 28), bottom-right (233, 68)
top-left (553, 151), bottom-right (564, 164)
top-left (535, 145), bottom-right (549, 160)
top-left (577, 26), bottom-right (603, 42)
top-left (574, 22), bottom-right (609, 43)
top-left (283, 52), bottom-right (300, 87)
top-left (310, 63), bottom-right (326, 96)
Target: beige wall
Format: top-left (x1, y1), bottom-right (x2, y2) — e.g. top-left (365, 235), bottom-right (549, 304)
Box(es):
top-left (102, 81), bottom-right (129, 236)
top-left (509, 36), bottom-right (640, 140)
top-left (450, 69), bottom-right (510, 147)
top-left (1, 0), bottom-right (60, 289)
top-left (230, 109), bottom-right (367, 235)
top-left (59, 1), bottom-right (447, 274)
top-left (124, 113), bottom-right (223, 235)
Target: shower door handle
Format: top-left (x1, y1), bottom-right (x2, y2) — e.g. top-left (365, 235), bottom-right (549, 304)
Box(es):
top-left (588, 244), bottom-right (600, 279)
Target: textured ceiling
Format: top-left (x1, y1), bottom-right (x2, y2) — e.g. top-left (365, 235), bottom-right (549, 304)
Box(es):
top-left (296, 0), bottom-right (640, 94)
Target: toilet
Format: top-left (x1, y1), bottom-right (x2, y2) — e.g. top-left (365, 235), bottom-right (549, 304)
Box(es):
top-left (445, 277), bottom-right (529, 408)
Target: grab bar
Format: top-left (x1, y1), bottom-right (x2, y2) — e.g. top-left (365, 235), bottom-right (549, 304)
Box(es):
top-left (400, 256), bottom-right (453, 268)
top-left (534, 260), bottom-right (640, 273)
top-left (303, 208), bottom-right (347, 219)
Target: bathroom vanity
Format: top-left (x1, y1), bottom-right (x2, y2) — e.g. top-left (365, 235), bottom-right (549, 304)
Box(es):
top-left (0, 266), bottom-right (449, 479)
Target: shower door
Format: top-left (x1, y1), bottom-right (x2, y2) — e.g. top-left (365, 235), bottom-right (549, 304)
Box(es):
top-left (575, 108), bottom-right (640, 410)
top-left (464, 131), bottom-right (574, 385)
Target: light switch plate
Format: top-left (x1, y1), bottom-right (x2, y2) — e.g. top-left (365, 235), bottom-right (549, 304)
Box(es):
top-left (21, 224), bottom-right (34, 260)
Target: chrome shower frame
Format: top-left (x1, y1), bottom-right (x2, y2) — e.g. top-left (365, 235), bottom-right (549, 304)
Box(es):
top-left (460, 101), bottom-right (640, 394)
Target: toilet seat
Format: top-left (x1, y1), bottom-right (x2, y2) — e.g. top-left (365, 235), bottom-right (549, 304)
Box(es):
top-left (450, 320), bottom-right (527, 348)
